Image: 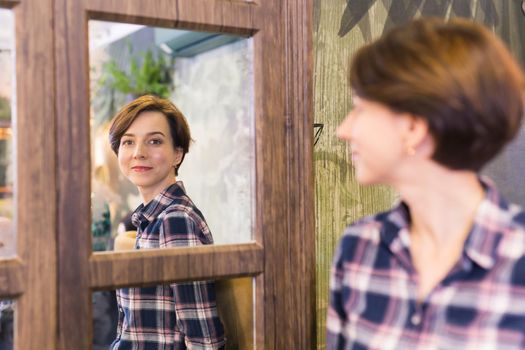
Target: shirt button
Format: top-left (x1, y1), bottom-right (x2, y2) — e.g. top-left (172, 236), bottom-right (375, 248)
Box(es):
top-left (411, 313), bottom-right (421, 326)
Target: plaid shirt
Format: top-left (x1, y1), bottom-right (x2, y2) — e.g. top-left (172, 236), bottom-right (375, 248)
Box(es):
top-left (111, 182), bottom-right (225, 350)
top-left (327, 178), bottom-right (525, 350)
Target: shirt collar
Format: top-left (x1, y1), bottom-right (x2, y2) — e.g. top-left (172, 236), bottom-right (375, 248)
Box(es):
top-left (464, 177), bottom-right (509, 269)
top-left (131, 181), bottom-right (187, 229)
top-left (382, 177), bottom-right (509, 270)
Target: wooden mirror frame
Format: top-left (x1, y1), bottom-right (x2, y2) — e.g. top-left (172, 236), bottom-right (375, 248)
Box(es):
top-left (0, 0), bottom-right (314, 348)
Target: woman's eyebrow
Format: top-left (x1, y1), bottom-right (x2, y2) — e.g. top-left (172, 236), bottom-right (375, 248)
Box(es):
top-left (146, 131), bottom-right (166, 137)
top-left (122, 131), bottom-right (166, 137)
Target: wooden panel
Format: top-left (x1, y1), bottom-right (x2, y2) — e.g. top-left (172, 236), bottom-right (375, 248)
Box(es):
top-left (54, 0), bottom-right (92, 349)
top-left (0, 259), bottom-right (24, 297)
top-left (86, 0), bottom-right (257, 34)
top-left (282, 0), bottom-right (316, 347)
top-left (90, 243), bottom-right (263, 289)
top-left (216, 278), bottom-right (254, 350)
top-left (252, 0), bottom-right (315, 348)
top-left (252, 1), bottom-right (286, 347)
top-left (14, 0), bottom-right (57, 348)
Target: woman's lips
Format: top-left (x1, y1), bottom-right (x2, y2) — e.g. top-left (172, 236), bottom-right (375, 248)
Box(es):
top-left (131, 166), bottom-right (152, 172)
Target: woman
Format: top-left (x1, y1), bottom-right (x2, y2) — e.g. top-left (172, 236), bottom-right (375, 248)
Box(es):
top-left (327, 18), bottom-right (525, 349)
top-left (109, 95), bottom-right (225, 349)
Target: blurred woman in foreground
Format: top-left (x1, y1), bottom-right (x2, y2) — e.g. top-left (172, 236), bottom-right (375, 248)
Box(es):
top-left (328, 17), bottom-right (525, 349)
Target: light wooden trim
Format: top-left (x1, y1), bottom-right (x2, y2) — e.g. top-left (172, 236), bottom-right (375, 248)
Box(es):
top-left (14, 0), bottom-right (57, 348)
top-left (0, 258), bottom-right (24, 297)
top-left (90, 243), bottom-right (263, 289)
top-left (86, 0), bottom-right (258, 35)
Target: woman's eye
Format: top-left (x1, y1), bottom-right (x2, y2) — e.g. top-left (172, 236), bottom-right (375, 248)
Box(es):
top-left (149, 139), bottom-right (163, 145)
top-left (121, 139), bottom-right (133, 146)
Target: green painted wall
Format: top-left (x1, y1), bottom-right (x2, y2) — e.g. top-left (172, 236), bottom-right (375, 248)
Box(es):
top-left (313, 1), bottom-right (525, 348)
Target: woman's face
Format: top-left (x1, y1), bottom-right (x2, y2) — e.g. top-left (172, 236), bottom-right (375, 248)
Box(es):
top-left (336, 96), bottom-right (412, 185)
top-left (118, 111), bottom-right (182, 200)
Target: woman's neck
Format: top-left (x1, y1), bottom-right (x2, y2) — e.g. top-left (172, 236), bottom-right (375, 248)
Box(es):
top-left (139, 178), bottom-right (177, 205)
top-left (395, 162), bottom-right (484, 245)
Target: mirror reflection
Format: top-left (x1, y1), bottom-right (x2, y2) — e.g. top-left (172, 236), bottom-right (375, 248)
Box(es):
top-left (0, 9), bottom-right (16, 259)
top-left (92, 277), bottom-right (254, 349)
top-left (0, 299), bottom-right (14, 350)
top-left (89, 21), bottom-right (255, 252)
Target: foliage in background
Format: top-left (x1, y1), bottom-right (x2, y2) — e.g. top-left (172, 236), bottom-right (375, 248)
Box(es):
top-left (100, 49), bottom-right (174, 99)
top-left (92, 46), bottom-right (175, 127)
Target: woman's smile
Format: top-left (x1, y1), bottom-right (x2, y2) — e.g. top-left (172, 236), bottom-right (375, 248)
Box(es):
top-left (131, 165), bottom-right (153, 172)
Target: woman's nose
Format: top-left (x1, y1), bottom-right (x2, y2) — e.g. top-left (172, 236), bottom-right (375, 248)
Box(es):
top-left (336, 112), bottom-right (353, 141)
top-left (132, 144), bottom-right (146, 159)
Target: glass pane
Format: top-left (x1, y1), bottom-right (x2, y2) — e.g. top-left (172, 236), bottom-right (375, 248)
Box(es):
top-left (88, 21), bottom-right (255, 252)
top-left (92, 277), bottom-right (254, 349)
top-left (0, 299), bottom-right (14, 350)
top-left (0, 9), bottom-right (16, 259)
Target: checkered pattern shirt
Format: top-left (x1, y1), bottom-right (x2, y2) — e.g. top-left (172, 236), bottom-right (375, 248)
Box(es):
top-left (111, 182), bottom-right (225, 350)
top-left (327, 178), bottom-right (525, 350)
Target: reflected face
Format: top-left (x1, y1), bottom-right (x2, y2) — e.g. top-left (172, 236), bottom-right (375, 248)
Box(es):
top-left (336, 96), bottom-right (407, 185)
top-left (118, 111), bottom-right (182, 200)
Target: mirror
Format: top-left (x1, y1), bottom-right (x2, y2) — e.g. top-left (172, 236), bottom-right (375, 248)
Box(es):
top-left (92, 277), bottom-right (254, 349)
top-left (0, 299), bottom-right (14, 350)
top-left (88, 20), bottom-right (255, 252)
top-left (0, 9), bottom-right (16, 259)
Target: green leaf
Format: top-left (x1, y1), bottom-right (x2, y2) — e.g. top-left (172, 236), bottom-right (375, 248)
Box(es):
top-left (99, 48), bottom-right (174, 98)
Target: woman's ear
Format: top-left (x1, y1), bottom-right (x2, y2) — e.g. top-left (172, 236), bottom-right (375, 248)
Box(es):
top-left (403, 115), bottom-right (435, 157)
top-left (174, 148), bottom-right (183, 167)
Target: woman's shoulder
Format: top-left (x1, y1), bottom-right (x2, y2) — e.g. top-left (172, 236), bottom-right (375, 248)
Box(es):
top-left (338, 209), bottom-right (395, 250)
top-left (332, 211), bottom-right (395, 267)
top-left (160, 202), bottom-right (202, 225)
top-left (159, 200), bottom-right (211, 234)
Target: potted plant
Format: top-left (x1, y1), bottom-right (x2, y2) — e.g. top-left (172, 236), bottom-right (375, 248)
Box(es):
top-left (101, 49), bottom-right (174, 99)
top-left (92, 48), bottom-right (175, 126)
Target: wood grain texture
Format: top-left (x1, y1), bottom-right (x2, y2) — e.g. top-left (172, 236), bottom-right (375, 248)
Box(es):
top-left (54, 0), bottom-right (92, 349)
top-left (253, 0), bottom-right (315, 348)
top-left (14, 0), bottom-right (58, 348)
top-left (90, 244), bottom-right (263, 289)
top-left (312, 1), bottom-right (395, 348)
top-left (0, 258), bottom-right (24, 297)
top-left (283, 0), bottom-right (316, 347)
top-left (86, 0), bottom-right (257, 35)
top-left (252, 1), bottom-right (287, 347)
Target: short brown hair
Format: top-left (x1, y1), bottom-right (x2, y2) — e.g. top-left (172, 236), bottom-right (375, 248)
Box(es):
top-left (349, 17), bottom-right (525, 171)
top-left (109, 95), bottom-right (191, 175)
